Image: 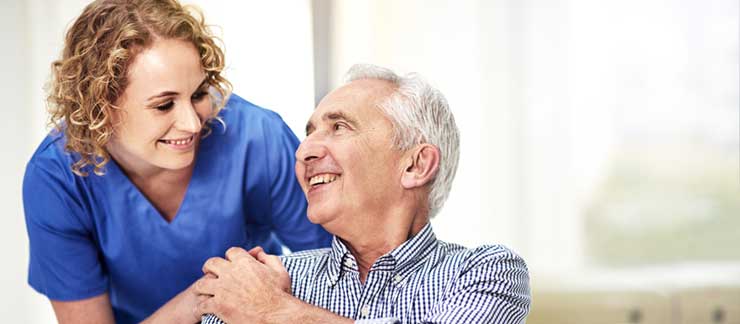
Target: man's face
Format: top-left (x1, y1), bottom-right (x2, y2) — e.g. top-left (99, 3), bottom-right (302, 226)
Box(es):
top-left (295, 79), bottom-right (406, 231)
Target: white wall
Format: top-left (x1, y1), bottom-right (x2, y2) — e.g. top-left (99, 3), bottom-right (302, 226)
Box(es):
top-left (188, 1), bottom-right (316, 137)
top-left (2, 0), bottom-right (72, 320)
top-left (1, 1), bottom-right (34, 320)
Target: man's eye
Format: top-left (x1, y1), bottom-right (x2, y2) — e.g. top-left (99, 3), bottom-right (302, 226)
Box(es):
top-left (334, 122), bottom-right (347, 131)
top-left (156, 102), bottom-right (174, 111)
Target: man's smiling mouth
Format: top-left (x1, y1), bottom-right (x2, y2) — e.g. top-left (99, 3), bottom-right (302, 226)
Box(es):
top-left (309, 173), bottom-right (339, 187)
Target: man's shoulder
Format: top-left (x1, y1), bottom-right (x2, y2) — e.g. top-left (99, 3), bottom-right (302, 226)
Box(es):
top-left (280, 248), bottom-right (332, 281)
top-left (431, 242), bottom-right (531, 309)
top-left (437, 241), bottom-right (529, 274)
top-left (281, 248), bottom-right (332, 265)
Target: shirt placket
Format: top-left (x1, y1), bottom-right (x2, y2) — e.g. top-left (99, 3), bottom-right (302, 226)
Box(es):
top-left (355, 268), bottom-right (393, 320)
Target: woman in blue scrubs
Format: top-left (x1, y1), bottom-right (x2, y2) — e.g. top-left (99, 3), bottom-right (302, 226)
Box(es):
top-left (22, 0), bottom-right (331, 323)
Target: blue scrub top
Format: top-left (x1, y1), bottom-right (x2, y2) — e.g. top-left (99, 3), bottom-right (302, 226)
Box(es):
top-left (23, 94), bottom-right (331, 323)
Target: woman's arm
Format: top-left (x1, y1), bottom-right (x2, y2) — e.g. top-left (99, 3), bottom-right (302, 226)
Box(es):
top-left (50, 294), bottom-right (114, 324)
top-left (26, 154), bottom-right (205, 324)
top-left (141, 280), bottom-right (202, 324)
top-left (50, 284), bottom-right (203, 324)
top-left (24, 161), bottom-right (114, 322)
top-left (50, 283), bottom-right (201, 324)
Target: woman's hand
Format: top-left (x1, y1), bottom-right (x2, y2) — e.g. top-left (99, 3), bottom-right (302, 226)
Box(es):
top-left (140, 276), bottom-right (206, 324)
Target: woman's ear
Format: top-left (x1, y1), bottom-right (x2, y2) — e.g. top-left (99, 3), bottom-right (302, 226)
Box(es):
top-left (401, 144), bottom-right (440, 189)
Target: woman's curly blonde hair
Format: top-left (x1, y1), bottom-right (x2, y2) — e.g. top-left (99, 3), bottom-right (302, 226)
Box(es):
top-left (47, 0), bottom-right (232, 176)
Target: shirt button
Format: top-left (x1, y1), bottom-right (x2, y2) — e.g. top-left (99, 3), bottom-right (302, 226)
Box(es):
top-left (361, 305), bottom-right (371, 317)
top-left (394, 274), bottom-right (402, 284)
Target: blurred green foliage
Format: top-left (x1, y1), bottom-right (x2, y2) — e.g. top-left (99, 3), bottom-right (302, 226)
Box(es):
top-left (585, 142), bottom-right (740, 266)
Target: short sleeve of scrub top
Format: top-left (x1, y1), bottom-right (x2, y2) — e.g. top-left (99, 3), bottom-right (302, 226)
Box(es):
top-left (23, 94), bottom-right (332, 323)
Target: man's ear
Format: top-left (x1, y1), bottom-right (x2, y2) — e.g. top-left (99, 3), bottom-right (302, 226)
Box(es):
top-left (401, 144), bottom-right (440, 189)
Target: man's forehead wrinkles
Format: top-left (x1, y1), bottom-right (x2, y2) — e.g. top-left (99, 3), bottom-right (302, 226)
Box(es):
top-left (324, 112), bottom-right (346, 121)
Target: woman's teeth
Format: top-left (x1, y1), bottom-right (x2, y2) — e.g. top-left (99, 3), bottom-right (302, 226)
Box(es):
top-left (161, 136), bottom-right (193, 145)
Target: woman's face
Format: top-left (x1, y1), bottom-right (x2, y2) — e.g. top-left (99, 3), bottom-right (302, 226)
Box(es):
top-left (107, 38), bottom-right (211, 175)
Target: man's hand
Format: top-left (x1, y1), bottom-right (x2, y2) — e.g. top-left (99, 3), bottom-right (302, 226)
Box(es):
top-left (194, 246), bottom-right (292, 323)
top-left (245, 246), bottom-right (292, 294)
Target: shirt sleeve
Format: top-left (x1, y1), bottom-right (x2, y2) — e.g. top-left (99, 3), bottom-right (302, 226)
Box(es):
top-left (23, 160), bottom-right (107, 301)
top-left (423, 247), bottom-right (531, 324)
top-left (355, 319), bottom-right (400, 324)
top-left (264, 116), bottom-right (332, 251)
top-left (201, 314), bottom-right (222, 324)
top-left (202, 312), bottom-right (400, 323)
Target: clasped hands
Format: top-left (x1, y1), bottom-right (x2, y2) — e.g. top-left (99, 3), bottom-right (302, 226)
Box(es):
top-left (193, 246), bottom-right (293, 324)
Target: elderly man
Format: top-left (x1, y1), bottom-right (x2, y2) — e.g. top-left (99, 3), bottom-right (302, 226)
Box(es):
top-left (197, 64), bottom-right (530, 323)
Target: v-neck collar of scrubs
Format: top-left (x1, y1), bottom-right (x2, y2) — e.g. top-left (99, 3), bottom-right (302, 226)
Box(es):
top-left (104, 137), bottom-right (212, 227)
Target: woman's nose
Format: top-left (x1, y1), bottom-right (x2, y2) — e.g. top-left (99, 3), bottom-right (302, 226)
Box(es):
top-left (175, 102), bottom-right (203, 133)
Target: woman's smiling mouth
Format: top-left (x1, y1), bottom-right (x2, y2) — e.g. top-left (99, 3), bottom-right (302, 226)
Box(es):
top-left (158, 134), bottom-right (196, 150)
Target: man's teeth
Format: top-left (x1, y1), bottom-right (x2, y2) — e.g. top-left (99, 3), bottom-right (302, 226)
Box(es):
top-left (309, 174), bottom-right (338, 186)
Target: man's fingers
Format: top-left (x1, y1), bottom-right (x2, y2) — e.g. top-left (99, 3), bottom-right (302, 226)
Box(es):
top-left (202, 256), bottom-right (229, 276)
top-left (255, 251), bottom-right (286, 272)
top-left (248, 246), bottom-right (264, 258)
top-left (193, 276), bottom-right (218, 295)
top-left (225, 246), bottom-right (251, 261)
top-left (253, 249), bottom-right (269, 263)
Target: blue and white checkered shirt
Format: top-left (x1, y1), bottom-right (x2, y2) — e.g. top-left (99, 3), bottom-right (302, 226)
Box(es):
top-left (202, 223), bottom-right (530, 323)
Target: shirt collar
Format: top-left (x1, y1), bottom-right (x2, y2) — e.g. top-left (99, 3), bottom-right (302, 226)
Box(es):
top-left (385, 223), bottom-right (438, 282)
top-left (324, 223), bottom-right (439, 287)
top-left (326, 236), bottom-right (354, 286)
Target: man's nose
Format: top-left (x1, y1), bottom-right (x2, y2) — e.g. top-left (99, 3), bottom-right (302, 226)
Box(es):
top-left (296, 134), bottom-right (327, 163)
top-left (175, 102), bottom-right (203, 133)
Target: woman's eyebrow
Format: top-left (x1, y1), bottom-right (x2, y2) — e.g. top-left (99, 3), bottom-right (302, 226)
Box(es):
top-left (146, 77), bottom-right (208, 102)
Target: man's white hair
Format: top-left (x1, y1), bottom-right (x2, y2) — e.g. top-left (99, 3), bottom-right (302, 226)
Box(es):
top-left (344, 64), bottom-right (460, 218)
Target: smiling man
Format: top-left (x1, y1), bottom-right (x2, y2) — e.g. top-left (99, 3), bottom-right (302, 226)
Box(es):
top-left (197, 64), bottom-right (531, 324)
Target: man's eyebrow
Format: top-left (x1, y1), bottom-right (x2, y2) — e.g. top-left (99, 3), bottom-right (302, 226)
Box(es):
top-left (325, 111), bottom-right (359, 126)
top-left (146, 77), bottom-right (208, 102)
top-left (305, 111), bottom-right (358, 136)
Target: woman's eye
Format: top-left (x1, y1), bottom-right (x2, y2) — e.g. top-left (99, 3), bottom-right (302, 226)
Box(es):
top-left (192, 91), bottom-right (208, 101)
top-left (155, 101), bottom-right (174, 111)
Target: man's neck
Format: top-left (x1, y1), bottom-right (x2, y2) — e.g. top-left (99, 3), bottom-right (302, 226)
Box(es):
top-left (340, 207), bottom-right (429, 283)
